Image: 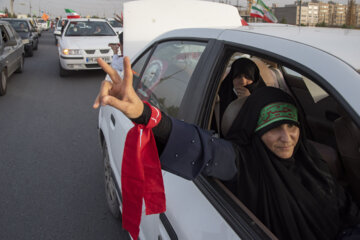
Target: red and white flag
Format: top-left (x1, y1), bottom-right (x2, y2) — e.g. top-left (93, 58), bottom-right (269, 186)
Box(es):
top-left (65, 9), bottom-right (80, 19)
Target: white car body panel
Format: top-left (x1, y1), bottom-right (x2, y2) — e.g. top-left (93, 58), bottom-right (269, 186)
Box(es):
top-left (98, 1), bottom-right (360, 239)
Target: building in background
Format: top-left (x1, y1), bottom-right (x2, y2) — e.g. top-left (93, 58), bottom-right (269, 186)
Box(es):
top-left (273, 0), bottom-right (359, 27)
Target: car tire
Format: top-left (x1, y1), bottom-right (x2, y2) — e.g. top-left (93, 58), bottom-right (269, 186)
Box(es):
top-left (0, 70), bottom-right (7, 96)
top-left (103, 141), bottom-right (122, 219)
top-left (27, 46), bottom-right (34, 57)
top-left (59, 63), bottom-right (69, 77)
top-left (33, 40), bottom-right (38, 50)
top-left (15, 56), bottom-right (24, 73)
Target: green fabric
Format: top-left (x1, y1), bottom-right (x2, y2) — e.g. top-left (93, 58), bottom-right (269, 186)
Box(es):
top-left (255, 102), bottom-right (298, 132)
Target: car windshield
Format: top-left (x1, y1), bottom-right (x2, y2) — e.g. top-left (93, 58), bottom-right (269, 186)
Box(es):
top-left (6, 20), bottom-right (29, 32)
top-left (65, 21), bottom-right (116, 37)
top-left (108, 20), bottom-right (122, 28)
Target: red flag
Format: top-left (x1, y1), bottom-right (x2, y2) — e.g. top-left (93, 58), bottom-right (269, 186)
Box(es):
top-left (121, 102), bottom-right (166, 240)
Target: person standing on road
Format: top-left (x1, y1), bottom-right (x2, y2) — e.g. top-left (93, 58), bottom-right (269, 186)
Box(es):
top-left (105, 32), bottom-right (123, 81)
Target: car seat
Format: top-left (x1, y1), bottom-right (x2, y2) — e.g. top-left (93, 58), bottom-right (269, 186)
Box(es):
top-left (334, 112), bottom-right (360, 204)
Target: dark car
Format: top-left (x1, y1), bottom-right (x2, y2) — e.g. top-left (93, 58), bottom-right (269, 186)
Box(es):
top-left (2, 18), bottom-right (39, 57)
top-left (0, 21), bottom-right (25, 96)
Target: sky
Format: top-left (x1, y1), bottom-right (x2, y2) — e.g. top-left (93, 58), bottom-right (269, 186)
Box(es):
top-left (0, 0), bottom-right (358, 18)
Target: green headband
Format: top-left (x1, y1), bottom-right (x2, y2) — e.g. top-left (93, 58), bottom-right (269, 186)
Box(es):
top-left (255, 102), bottom-right (298, 132)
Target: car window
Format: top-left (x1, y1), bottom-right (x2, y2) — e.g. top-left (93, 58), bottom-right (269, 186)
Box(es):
top-left (283, 66), bottom-right (328, 103)
top-left (7, 20), bottom-right (30, 33)
top-left (135, 41), bottom-right (206, 117)
top-left (4, 25), bottom-right (14, 40)
top-left (108, 20), bottom-right (122, 28)
top-left (132, 49), bottom-right (151, 88)
top-left (65, 21), bottom-right (116, 37)
top-left (0, 25), bottom-right (10, 43)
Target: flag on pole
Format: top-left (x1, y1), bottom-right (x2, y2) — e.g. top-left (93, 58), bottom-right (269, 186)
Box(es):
top-left (65, 9), bottom-right (80, 19)
top-left (250, 0), bottom-right (278, 23)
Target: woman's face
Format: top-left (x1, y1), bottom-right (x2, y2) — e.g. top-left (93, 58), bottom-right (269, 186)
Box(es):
top-left (261, 123), bottom-right (300, 159)
top-left (233, 74), bottom-right (253, 97)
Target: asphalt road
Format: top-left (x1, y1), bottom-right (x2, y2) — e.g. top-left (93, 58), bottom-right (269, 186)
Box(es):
top-left (0, 31), bottom-right (130, 240)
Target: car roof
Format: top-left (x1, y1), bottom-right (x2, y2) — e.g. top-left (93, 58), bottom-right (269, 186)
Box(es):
top-left (154, 24), bottom-right (360, 71)
top-left (67, 18), bottom-right (107, 22)
top-left (237, 24), bottom-right (360, 71)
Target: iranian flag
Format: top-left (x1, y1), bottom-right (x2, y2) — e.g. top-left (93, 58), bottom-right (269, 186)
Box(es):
top-left (0, 11), bottom-right (7, 17)
top-left (250, 0), bottom-right (278, 23)
top-left (65, 9), bottom-right (80, 19)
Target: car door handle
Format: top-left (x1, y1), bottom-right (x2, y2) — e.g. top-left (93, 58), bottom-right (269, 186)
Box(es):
top-left (110, 114), bottom-right (116, 126)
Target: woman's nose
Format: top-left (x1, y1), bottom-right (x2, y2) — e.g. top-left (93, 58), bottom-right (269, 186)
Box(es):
top-left (279, 128), bottom-right (291, 142)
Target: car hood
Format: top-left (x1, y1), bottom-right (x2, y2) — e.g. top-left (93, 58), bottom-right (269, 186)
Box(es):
top-left (61, 36), bottom-right (119, 49)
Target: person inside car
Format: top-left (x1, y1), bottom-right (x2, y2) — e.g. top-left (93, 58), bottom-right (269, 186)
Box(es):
top-left (93, 57), bottom-right (360, 240)
top-left (19, 23), bottom-right (27, 32)
top-left (94, 26), bottom-right (102, 34)
top-left (218, 57), bottom-right (266, 120)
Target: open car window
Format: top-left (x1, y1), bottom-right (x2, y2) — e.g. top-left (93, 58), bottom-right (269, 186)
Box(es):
top-left (207, 48), bottom-right (360, 240)
top-left (283, 66), bottom-right (328, 103)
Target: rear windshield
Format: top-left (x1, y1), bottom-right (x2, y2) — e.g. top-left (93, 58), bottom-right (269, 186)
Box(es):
top-left (5, 20), bottom-right (29, 32)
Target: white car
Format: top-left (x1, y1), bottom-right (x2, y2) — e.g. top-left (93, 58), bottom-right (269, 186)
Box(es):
top-left (36, 18), bottom-right (49, 31)
top-left (107, 18), bottom-right (123, 35)
top-left (58, 18), bottom-right (118, 77)
top-left (98, 24), bottom-right (360, 239)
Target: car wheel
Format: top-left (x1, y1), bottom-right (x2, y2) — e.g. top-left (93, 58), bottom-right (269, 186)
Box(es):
top-left (15, 55), bottom-right (24, 73)
top-left (33, 40), bottom-right (38, 50)
top-left (27, 46), bottom-right (34, 57)
top-left (59, 62), bottom-right (69, 77)
top-left (103, 141), bottom-right (121, 219)
top-left (0, 70), bottom-right (7, 96)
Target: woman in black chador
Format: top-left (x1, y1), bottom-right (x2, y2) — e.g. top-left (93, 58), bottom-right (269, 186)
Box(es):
top-left (218, 57), bottom-right (266, 119)
top-left (94, 57), bottom-right (360, 240)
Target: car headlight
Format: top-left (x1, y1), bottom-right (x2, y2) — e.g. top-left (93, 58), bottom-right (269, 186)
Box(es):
top-left (62, 49), bottom-right (81, 55)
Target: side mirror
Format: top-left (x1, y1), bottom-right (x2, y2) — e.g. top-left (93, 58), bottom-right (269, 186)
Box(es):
top-left (5, 39), bottom-right (17, 47)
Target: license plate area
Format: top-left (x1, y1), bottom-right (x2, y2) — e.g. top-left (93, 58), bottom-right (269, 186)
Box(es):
top-left (86, 56), bottom-right (110, 63)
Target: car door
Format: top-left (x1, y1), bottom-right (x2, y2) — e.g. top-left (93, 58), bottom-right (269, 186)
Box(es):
top-left (7, 25), bottom-right (22, 66)
top-left (0, 24), bottom-right (16, 75)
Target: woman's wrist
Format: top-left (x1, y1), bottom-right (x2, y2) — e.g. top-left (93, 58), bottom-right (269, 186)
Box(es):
top-left (130, 102), bottom-right (151, 125)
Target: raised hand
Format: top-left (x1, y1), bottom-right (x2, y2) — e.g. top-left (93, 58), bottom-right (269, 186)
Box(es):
top-left (93, 56), bottom-right (144, 119)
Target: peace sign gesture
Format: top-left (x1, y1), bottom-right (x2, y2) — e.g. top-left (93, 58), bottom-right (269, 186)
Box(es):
top-left (93, 56), bottom-right (144, 119)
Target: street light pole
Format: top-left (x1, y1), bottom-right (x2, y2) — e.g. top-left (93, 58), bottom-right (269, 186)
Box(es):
top-left (298, 0), bottom-right (302, 26)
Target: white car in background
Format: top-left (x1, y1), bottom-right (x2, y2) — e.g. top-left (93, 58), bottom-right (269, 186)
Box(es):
top-left (107, 18), bottom-right (123, 35)
top-left (97, 1), bottom-right (360, 240)
top-left (57, 18), bottom-right (118, 77)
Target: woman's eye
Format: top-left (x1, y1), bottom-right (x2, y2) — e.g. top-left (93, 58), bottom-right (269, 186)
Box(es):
top-left (287, 123), bottom-right (295, 128)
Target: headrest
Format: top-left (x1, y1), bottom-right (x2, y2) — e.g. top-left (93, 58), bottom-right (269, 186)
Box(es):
top-left (221, 97), bottom-right (247, 136)
top-left (251, 57), bottom-right (278, 88)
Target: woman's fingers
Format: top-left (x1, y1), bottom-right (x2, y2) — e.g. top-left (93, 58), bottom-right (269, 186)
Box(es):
top-left (123, 56), bottom-right (133, 88)
top-left (97, 58), bottom-right (121, 84)
top-left (93, 80), bottom-right (112, 108)
top-left (93, 94), bottom-right (100, 109)
top-left (102, 95), bottom-right (143, 119)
